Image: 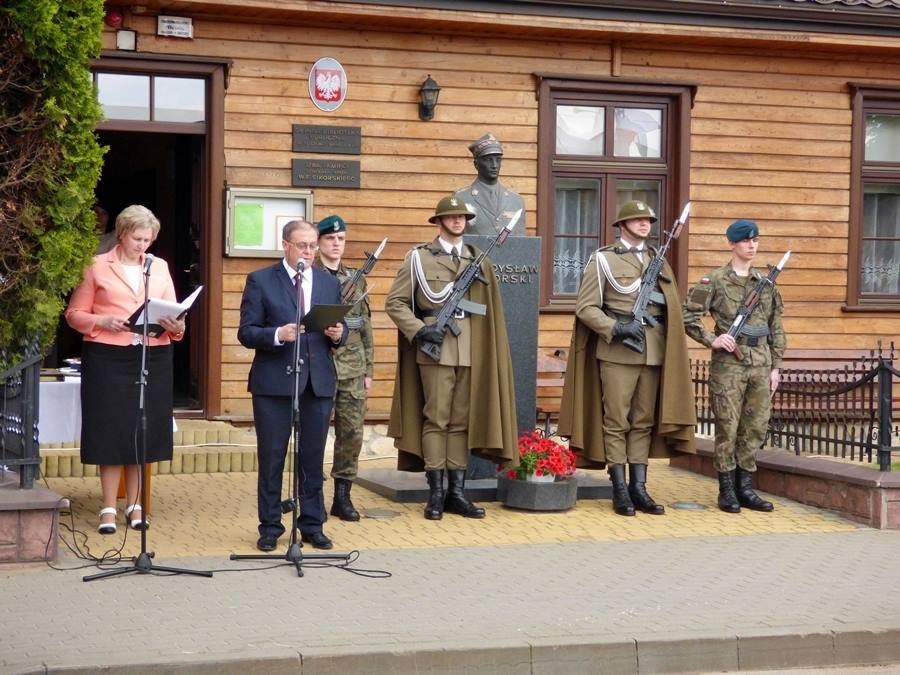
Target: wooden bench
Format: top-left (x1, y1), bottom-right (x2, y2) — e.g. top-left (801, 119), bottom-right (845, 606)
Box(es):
top-left (536, 349), bottom-right (567, 436)
top-left (778, 348), bottom-right (899, 417)
top-left (780, 348), bottom-right (886, 371)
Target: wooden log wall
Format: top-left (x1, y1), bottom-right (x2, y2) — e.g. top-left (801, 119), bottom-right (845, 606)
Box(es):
top-left (106, 13), bottom-right (900, 420)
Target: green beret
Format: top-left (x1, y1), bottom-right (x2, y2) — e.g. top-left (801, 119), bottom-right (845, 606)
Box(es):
top-left (317, 215), bottom-right (346, 236)
top-left (726, 219), bottom-right (759, 242)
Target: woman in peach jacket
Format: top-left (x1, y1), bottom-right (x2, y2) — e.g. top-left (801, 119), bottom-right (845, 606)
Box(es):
top-left (66, 205), bottom-right (185, 535)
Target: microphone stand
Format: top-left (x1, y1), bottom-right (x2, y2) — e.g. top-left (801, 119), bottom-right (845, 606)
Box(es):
top-left (85, 256), bottom-right (212, 582)
top-left (231, 259), bottom-right (350, 577)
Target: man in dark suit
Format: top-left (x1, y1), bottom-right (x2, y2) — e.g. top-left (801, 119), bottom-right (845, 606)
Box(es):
top-left (238, 219), bottom-right (346, 551)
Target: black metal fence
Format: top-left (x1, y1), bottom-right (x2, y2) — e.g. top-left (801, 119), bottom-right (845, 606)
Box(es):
top-left (691, 343), bottom-right (900, 470)
top-left (0, 344), bottom-right (42, 488)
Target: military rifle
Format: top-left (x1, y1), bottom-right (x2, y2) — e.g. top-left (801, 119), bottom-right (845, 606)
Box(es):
top-left (419, 209), bottom-right (522, 361)
top-left (340, 237), bottom-right (387, 304)
top-left (724, 250), bottom-right (790, 360)
top-left (622, 202), bottom-right (691, 354)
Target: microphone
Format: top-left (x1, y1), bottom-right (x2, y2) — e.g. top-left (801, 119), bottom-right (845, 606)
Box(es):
top-left (143, 253), bottom-right (155, 274)
top-left (296, 259), bottom-right (305, 274)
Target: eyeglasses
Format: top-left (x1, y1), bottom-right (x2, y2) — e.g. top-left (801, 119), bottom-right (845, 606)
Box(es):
top-left (284, 240), bottom-right (318, 252)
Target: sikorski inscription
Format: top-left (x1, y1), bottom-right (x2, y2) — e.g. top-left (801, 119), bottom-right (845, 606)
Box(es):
top-left (493, 263), bottom-right (538, 285)
top-left (291, 158), bottom-right (360, 188)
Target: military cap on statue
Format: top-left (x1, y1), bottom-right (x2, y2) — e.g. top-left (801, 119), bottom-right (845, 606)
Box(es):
top-left (468, 132), bottom-right (503, 158)
top-left (316, 214), bottom-right (346, 236)
top-left (726, 219), bottom-right (759, 242)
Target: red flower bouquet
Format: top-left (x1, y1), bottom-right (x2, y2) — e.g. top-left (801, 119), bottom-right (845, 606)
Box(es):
top-left (507, 431), bottom-right (576, 481)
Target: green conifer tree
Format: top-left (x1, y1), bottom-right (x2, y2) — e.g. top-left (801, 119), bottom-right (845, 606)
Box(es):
top-left (0, 0), bottom-right (105, 368)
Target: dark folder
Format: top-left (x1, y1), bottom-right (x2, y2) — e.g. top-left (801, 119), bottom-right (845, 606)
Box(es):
top-left (300, 303), bottom-right (351, 332)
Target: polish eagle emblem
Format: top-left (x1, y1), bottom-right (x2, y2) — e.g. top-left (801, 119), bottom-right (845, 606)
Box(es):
top-left (315, 68), bottom-right (342, 102)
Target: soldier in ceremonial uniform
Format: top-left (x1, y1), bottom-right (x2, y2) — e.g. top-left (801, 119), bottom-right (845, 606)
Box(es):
top-left (385, 195), bottom-right (517, 520)
top-left (559, 200), bottom-right (696, 516)
top-left (682, 219), bottom-right (785, 513)
top-left (315, 215), bottom-right (374, 522)
top-left (454, 133), bottom-right (526, 237)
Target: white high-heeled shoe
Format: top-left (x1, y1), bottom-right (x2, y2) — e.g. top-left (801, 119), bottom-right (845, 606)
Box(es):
top-left (97, 507), bottom-right (117, 535)
top-left (124, 504), bottom-right (149, 530)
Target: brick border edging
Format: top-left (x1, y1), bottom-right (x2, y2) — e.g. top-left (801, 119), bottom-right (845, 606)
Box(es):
top-left (670, 438), bottom-right (900, 529)
top-left (24, 627), bottom-right (900, 674)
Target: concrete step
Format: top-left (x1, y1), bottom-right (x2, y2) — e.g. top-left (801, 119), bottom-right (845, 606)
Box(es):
top-left (37, 421), bottom-right (397, 478)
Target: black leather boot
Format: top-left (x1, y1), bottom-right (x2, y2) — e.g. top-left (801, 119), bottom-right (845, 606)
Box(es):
top-left (424, 470), bottom-right (445, 520)
top-left (608, 464), bottom-right (635, 516)
top-left (628, 464), bottom-right (665, 515)
top-left (717, 471), bottom-right (741, 513)
top-left (735, 467), bottom-right (774, 512)
top-left (444, 469), bottom-right (486, 518)
top-left (330, 478), bottom-right (360, 522)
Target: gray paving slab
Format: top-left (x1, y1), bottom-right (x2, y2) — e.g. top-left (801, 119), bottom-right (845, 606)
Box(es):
top-left (3, 529), bottom-right (900, 673)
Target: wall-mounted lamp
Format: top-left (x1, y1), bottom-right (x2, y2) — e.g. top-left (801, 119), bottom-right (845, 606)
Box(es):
top-left (116, 28), bottom-right (137, 51)
top-left (418, 74), bottom-right (441, 121)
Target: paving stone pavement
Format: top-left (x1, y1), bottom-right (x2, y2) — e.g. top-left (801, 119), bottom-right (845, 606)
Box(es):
top-left (4, 459), bottom-right (900, 674)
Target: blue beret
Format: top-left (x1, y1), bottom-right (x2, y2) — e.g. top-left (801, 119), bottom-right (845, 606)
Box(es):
top-left (726, 219), bottom-right (759, 242)
top-left (317, 215), bottom-right (346, 236)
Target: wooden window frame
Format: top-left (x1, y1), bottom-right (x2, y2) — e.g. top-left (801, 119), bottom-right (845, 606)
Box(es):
top-left (535, 75), bottom-right (694, 310)
top-left (93, 69), bottom-right (207, 132)
top-left (847, 83), bottom-right (900, 312)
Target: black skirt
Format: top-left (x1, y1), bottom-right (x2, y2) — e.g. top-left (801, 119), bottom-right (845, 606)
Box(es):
top-left (80, 342), bottom-right (174, 466)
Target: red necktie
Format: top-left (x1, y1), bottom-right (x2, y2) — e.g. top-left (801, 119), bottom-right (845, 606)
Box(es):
top-left (295, 273), bottom-right (306, 316)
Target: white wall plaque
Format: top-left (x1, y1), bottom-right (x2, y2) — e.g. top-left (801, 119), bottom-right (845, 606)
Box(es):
top-left (157, 16), bottom-right (193, 39)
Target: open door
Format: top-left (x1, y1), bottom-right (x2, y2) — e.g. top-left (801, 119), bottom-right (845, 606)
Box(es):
top-left (95, 131), bottom-right (204, 411)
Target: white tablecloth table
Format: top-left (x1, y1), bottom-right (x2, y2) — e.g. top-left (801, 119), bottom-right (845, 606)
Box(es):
top-left (38, 379), bottom-right (82, 444)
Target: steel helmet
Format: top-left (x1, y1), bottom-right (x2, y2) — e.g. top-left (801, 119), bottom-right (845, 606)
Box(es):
top-left (429, 195), bottom-right (475, 224)
top-left (613, 200), bottom-right (657, 227)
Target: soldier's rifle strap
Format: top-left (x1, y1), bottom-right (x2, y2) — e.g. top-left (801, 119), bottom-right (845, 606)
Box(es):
top-left (738, 324), bottom-right (770, 338)
top-left (716, 324), bottom-right (769, 338)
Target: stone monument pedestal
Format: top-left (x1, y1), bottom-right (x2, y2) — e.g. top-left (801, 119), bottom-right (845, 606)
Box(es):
top-left (355, 468), bottom-right (609, 504)
top-left (464, 235), bottom-right (540, 480)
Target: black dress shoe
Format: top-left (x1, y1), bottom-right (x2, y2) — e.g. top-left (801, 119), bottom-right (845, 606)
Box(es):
top-left (301, 532), bottom-right (333, 550)
top-left (256, 534), bottom-right (278, 551)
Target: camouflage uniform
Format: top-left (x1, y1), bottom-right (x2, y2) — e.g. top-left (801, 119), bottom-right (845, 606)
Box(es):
top-left (325, 263), bottom-right (374, 481)
top-left (683, 264), bottom-right (786, 472)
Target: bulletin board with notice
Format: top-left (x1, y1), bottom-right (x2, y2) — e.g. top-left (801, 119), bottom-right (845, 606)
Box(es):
top-left (225, 187), bottom-right (314, 257)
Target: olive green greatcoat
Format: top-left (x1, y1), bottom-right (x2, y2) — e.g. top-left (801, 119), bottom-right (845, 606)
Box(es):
top-left (575, 243), bottom-right (667, 366)
top-left (386, 239), bottom-right (518, 471)
top-left (558, 247), bottom-right (697, 467)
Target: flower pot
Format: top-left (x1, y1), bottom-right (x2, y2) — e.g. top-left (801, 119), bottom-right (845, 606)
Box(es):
top-left (525, 472), bottom-right (555, 483)
top-left (497, 474), bottom-right (578, 511)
